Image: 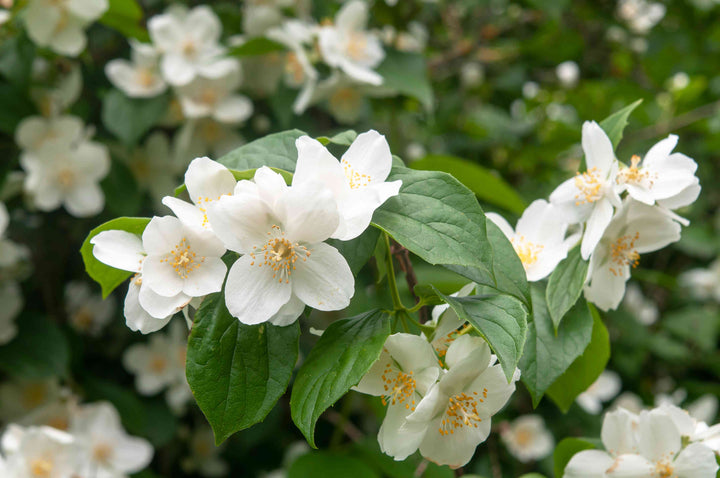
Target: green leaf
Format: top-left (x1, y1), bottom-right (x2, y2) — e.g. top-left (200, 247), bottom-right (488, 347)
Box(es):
top-left (0, 82), bottom-right (35, 135)
top-left (376, 49), bottom-right (433, 110)
top-left (446, 219), bottom-right (530, 307)
top-left (80, 217), bottom-right (150, 298)
top-left (186, 293), bottom-right (300, 445)
top-left (411, 155), bottom-right (526, 215)
top-left (327, 227), bottom-right (380, 276)
top-left (99, 0), bottom-right (149, 41)
top-left (228, 37), bottom-right (287, 57)
top-left (0, 313), bottom-right (69, 379)
top-left (173, 167), bottom-right (293, 197)
top-left (435, 288), bottom-right (528, 381)
top-left (413, 284), bottom-right (445, 306)
top-left (218, 129), bottom-right (307, 171)
top-left (316, 130), bottom-right (358, 146)
top-left (290, 309), bottom-right (391, 447)
top-left (546, 246), bottom-right (589, 331)
top-left (372, 166), bottom-right (494, 276)
top-left (101, 158), bottom-right (142, 217)
top-left (663, 306), bottom-right (720, 352)
top-left (101, 89), bottom-right (170, 146)
top-left (0, 33), bottom-right (36, 87)
top-left (289, 451), bottom-right (379, 478)
top-left (547, 304), bottom-right (610, 412)
top-left (519, 285), bottom-right (594, 407)
top-left (553, 437), bottom-right (597, 478)
top-left (598, 99), bottom-right (643, 149)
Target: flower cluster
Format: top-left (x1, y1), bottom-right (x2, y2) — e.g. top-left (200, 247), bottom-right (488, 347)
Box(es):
top-left (564, 403), bottom-right (720, 477)
top-left (488, 121), bottom-right (699, 310)
top-left (0, 400), bottom-right (153, 477)
top-left (0, 202), bottom-right (30, 346)
top-left (90, 131), bottom-right (401, 331)
top-left (354, 290), bottom-right (520, 468)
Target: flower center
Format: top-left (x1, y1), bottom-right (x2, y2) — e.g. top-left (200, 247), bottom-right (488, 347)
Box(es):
top-left (515, 429), bottom-right (532, 446)
top-left (161, 237), bottom-right (205, 279)
top-left (196, 195), bottom-right (224, 228)
top-left (93, 443), bottom-right (113, 464)
top-left (137, 68), bottom-right (156, 88)
top-left (573, 167), bottom-right (604, 205)
top-left (654, 461), bottom-right (675, 478)
top-left (30, 458), bottom-right (53, 477)
top-left (609, 232), bottom-right (640, 276)
top-left (200, 88), bottom-right (218, 106)
top-left (72, 306), bottom-right (94, 331)
top-left (380, 362), bottom-right (417, 410)
top-left (57, 168), bottom-right (75, 188)
top-left (182, 39), bottom-right (197, 57)
top-left (511, 236), bottom-right (544, 266)
top-left (341, 159), bottom-right (371, 189)
top-left (250, 226), bottom-right (310, 283)
top-left (439, 390), bottom-right (486, 436)
top-left (149, 356), bottom-right (168, 373)
top-left (617, 155), bottom-right (655, 186)
top-left (285, 52), bottom-right (305, 85)
top-left (347, 32), bottom-right (368, 61)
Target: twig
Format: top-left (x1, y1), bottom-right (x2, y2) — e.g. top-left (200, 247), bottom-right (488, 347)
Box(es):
top-left (324, 409), bottom-right (364, 444)
top-left (414, 460), bottom-right (429, 477)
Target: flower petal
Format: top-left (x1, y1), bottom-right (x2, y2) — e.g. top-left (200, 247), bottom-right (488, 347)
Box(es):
top-left (138, 284), bottom-right (190, 319)
top-left (291, 242), bottom-right (354, 311)
top-left (581, 199), bottom-right (614, 260)
top-left (213, 94), bottom-right (253, 124)
top-left (292, 136), bottom-right (348, 197)
top-left (341, 130), bottom-right (393, 183)
top-left (268, 293), bottom-right (305, 327)
top-left (162, 196), bottom-right (205, 230)
top-left (141, 255), bottom-right (185, 297)
top-left (206, 193), bottom-right (273, 254)
top-left (185, 157), bottom-right (236, 205)
top-left (563, 450), bottom-right (615, 478)
top-left (280, 183), bottom-right (339, 244)
top-left (124, 280), bottom-right (173, 334)
top-left (224, 254), bottom-right (292, 324)
top-left (637, 410), bottom-right (681, 464)
top-left (674, 443), bottom-right (720, 478)
top-left (582, 121), bottom-right (615, 173)
top-left (384, 333), bottom-right (440, 373)
top-left (91, 230), bottom-right (145, 272)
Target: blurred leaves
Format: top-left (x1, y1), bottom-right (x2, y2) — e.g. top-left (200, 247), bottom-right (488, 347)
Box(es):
top-left (101, 89), bottom-right (170, 146)
top-left (0, 313), bottom-right (69, 379)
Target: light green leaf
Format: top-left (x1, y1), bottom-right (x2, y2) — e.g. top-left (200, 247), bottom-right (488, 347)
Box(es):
top-left (547, 304), bottom-right (610, 412)
top-left (372, 166), bottom-right (494, 276)
top-left (553, 437), bottom-right (597, 478)
top-left (186, 293), bottom-right (299, 445)
top-left (435, 288), bottom-right (528, 381)
top-left (290, 310), bottom-right (391, 448)
top-left (80, 217), bottom-right (150, 298)
top-left (546, 246), bottom-right (589, 331)
top-left (289, 452), bottom-right (379, 478)
top-left (327, 227), bottom-right (380, 276)
top-left (519, 285), bottom-right (594, 407)
top-left (598, 99), bottom-right (643, 149)
top-left (99, 0), bottom-right (148, 41)
top-left (173, 167), bottom-right (293, 197)
top-left (376, 49), bottom-right (433, 110)
top-left (229, 37), bottom-right (287, 57)
top-left (0, 313), bottom-right (69, 379)
top-left (218, 129), bottom-right (306, 171)
top-left (101, 89), bottom-right (169, 146)
top-left (316, 130), bottom-right (358, 146)
top-left (411, 155), bottom-right (526, 215)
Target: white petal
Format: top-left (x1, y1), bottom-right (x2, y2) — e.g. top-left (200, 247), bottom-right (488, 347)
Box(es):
top-left (469, 364), bottom-right (517, 416)
top-left (637, 410), bottom-right (681, 463)
top-left (581, 199), bottom-right (614, 260)
top-left (378, 402), bottom-right (425, 461)
top-left (657, 180), bottom-right (700, 210)
top-left (185, 157), bottom-right (236, 204)
top-left (66, 0), bottom-right (108, 21)
top-left (138, 284), bottom-right (189, 319)
top-left (63, 182), bottom-right (104, 217)
top-left (602, 408), bottom-right (639, 455)
top-left (253, 166), bottom-right (288, 210)
top-left (213, 95), bottom-right (253, 124)
top-left (206, 193), bottom-right (272, 254)
top-left (161, 54), bottom-right (196, 86)
top-left (142, 216), bottom-right (185, 256)
top-left (224, 254), bottom-right (292, 324)
top-left (124, 280), bottom-right (173, 333)
top-left (341, 130), bottom-right (393, 183)
top-left (418, 413), bottom-right (491, 468)
top-left (445, 335), bottom-right (491, 371)
top-left (280, 183), bottom-right (339, 244)
top-left (52, 21), bottom-right (87, 57)
top-left (384, 333), bottom-right (440, 373)
top-left (582, 121), bottom-right (615, 173)
top-left (186, 5), bottom-right (221, 45)
top-left (108, 435), bottom-right (154, 474)
top-left (564, 450), bottom-right (614, 478)
top-left (332, 183), bottom-right (400, 241)
top-left (674, 443), bottom-right (720, 478)
top-left (181, 256), bottom-right (226, 297)
top-left (291, 242), bottom-right (354, 311)
top-left (142, 255), bottom-right (184, 297)
top-left (91, 230), bottom-right (145, 272)
top-left (292, 136), bottom-right (348, 197)
top-left (584, 262), bottom-right (628, 311)
top-left (642, 135), bottom-right (678, 168)
top-left (162, 196), bottom-right (205, 230)
top-left (516, 199), bottom-right (568, 244)
top-left (605, 454), bottom-right (654, 477)
top-left (268, 294), bottom-right (305, 327)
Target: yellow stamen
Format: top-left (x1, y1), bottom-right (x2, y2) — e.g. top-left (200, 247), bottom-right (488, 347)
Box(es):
top-left (250, 226), bottom-right (310, 283)
top-left (609, 232), bottom-right (640, 276)
top-left (573, 167), bottom-right (603, 205)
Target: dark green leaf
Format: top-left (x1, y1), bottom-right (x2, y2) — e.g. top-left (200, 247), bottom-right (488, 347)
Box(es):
top-left (435, 288), bottom-right (528, 381)
top-left (663, 306), bottom-right (720, 352)
top-left (0, 82), bottom-right (35, 135)
top-left (327, 227), bottom-right (380, 275)
top-left (0, 33), bottom-right (36, 87)
top-left (187, 293), bottom-right (300, 445)
top-left (598, 99), bottom-right (643, 149)
top-left (99, 0), bottom-right (149, 41)
top-left (101, 89), bottom-right (169, 146)
top-left (553, 437), bottom-right (597, 478)
top-left (411, 155), bottom-right (526, 215)
top-left (101, 158), bottom-right (142, 217)
top-left (376, 49), bottom-right (433, 110)
top-left (229, 37), bottom-right (287, 57)
top-left (316, 130), bottom-right (358, 146)
top-left (520, 285), bottom-right (594, 407)
top-left (290, 310), bottom-right (391, 447)
top-left (289, 451), bottom-right (379, 478)
top-left (80, 217), bottom-right (150, 298)
top-left (546, 246), bottom-right (589, 331)
top-left (0, 314), bottom-right (69, 379)
top-left (547, 304), bottom-right (610, 412)
top-left (218, 129), bottom-right (306, 172)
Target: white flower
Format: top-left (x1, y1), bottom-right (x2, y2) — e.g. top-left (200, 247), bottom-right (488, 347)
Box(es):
top-left (30, 60), bottom-right (82, 117)
top-left (687, 395), bottom-right (718, 425)
top-left (121, 132), bottom-right (180, 210)
top-left (105, 40), bottom-right (167, 98)
top-left (622, 283), bottom-right (659, 325)
top-left (0, 281), bottom-right (22, 345)
top-left (206, 167), bottom-right (355, 326)
top-left (15, 115), bottom-right (84, 152)
top-left (162, 157), bottom-right (237, 233)
top-left (427, 282), bottom-right (475, 357)
top-left (293, 131), bottom-right (402, 240)
top-left (122, 321), bottom-right (190, 412)
top-left (2, 425), bottom-right (79, 478)
top-left (556, 60), bottom-right (580, 88)
top-left (64, 281), bottom-right (115, 336)
top-left (70, 402), bottom-right (154, 477)
top-left (175, 63), bottom-right (253, 124)
top-left (241, 0), bottom-right (294, 37)
top-left (615, 135), bottom-right (699, 208)
top-left (354, 333), bottom-right (442, 460)
top-left (564, 407), bottom-right (718, 478)
top-left (405, 335), bottom-right (520, 468)
top-left (612, 392), bottom-right (645, 414)
top-left (678, 259), bottom-right (720, 302)
top-left (318, 0), bottom-right (385, 86)
top-left (576, 370), bottom-right (622, 414)
top-left (20, 137), bottom-right (110, 217)
top-left (90, 230), bottom-right (174, 333)
top-left (0, 378), bottom-right (62, 423)
top-left (0, 9), bottom-right (9, 25)
top-left (488, 200), bottom-right (576, 281)
top-left (460, 62), bottom-right (485, 88)
top-left (618, 0), bottom-right (666, 34)
top-left (181, 425), bottom-right (228, 477)
top-left (584, 200), bottom-right (681, 311)
top-left (500, 415), bottom-right (554, 463)
top-left (550, 121), bottom-right (622, 260)
top-left (148, 5), bottom-right (238, 87)
top-left (23, 0), bottom-right (108, 56)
